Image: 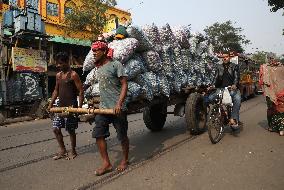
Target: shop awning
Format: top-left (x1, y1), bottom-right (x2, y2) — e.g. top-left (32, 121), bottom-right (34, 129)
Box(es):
top-left (49, 36), bottom-right (92, 47)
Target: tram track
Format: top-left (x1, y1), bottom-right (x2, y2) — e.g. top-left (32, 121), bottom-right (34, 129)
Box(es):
top-left (0, 98), bottom-right (263, 177)
top-left (77, 98), bottom-right (265, 190)
top-left (0, 123), bottom-right (148, 173)
top-left (0, 118), bottom-right (143, 152)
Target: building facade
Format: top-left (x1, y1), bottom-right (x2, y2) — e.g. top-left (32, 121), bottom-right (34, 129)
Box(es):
top-left (0, 1), bottom-right (131, 96)
top-left (1, 0), bottom-right (131, 41)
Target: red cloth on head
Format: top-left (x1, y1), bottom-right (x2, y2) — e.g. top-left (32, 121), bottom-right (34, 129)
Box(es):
top-left (91, 41), bottom-right (113, 59)
top-left (107, 48), bottom-right (114, 59)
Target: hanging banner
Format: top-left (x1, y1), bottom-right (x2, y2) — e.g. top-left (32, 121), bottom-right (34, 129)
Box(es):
top-left (12, 47), bottom-right (47, 72)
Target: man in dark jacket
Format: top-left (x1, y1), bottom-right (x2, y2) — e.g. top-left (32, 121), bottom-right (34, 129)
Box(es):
top-left (210, 55), bottom-right (241, 128)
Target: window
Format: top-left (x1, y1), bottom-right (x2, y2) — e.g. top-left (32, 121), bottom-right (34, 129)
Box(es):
top-left (64, 7), bottom-right (72, 15)
top-left (47, 2), bottom-right (59, 16)
top-left (26, 0), bottom-right (39, 9)
top-left (65, 1), bottom-right (76, 15)
top-left (120, 17), bottom-right (127, 24)
top-left (109, 14), bottom-right (118, 19)
top-left (3, 0), bottom-right (9, 5)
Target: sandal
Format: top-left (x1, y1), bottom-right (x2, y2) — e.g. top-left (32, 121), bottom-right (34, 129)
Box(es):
top-left (116, 161), bottom-right (129, 172)
top-left (268, 128), bottom-right (277, 132)
top-left (95, 167), bottom-right (113, 176)
top-left (53, 152), bottom-right (68, 160)
top-left (66, 152), bottom-right (77, 160)
top-left (230, 120), bottom-right (239, 131)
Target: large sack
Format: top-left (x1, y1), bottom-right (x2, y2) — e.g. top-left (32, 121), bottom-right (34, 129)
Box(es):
top-left (84, 67), bottom-right (98, 85)
top-left (83, 49), bottom-right (95, 72)
top-left (85, 83), bottom-right (100, 98)
top-left (142, 23), bottom-right (163, 52)
top-left (127, 26), bottom-right (154, 52)
top-left (172, 26), bottom-right (191, 49)
top-left (159, 23), bottom-right (180, 48)
top-left (108, 38), bottom-right (139, 63)
top-left (126, 82), bottom-right (146, 103)
top-left (142, 50), bottom-right (163, 73)
top-left (124, 55), bottom-right (146, 80)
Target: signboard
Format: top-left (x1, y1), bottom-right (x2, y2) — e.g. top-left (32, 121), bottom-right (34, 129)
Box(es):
top-left (12, 47), bottom-right (47, 72)
top-left (104, 17), bottom-right (118, 33)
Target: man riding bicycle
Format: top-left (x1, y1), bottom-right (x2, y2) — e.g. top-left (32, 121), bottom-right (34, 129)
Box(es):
top-left (208, 54), bottom-right (241, 129)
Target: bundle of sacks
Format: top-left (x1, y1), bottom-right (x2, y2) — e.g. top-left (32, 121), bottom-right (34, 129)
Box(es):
top-left (83, 23), bottom-right (219, 105)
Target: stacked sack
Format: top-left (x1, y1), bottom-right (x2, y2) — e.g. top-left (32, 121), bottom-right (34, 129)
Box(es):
top-left (83, 23), bottom-right (219, 106)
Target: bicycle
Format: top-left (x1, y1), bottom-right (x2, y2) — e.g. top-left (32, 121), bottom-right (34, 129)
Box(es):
top-left (207, 87), bottom-right (235, 144)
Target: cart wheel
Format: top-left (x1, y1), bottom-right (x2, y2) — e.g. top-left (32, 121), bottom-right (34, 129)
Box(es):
top-left (143, 103), bottom-right (167, 132)
top-left (0, 113), bottom-right (5, 125)
top-left (185, 92), bottom-right (207, 135)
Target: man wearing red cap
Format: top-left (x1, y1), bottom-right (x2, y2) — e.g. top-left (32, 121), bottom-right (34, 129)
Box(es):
top-left (90, 41), bottom-right (129, 176)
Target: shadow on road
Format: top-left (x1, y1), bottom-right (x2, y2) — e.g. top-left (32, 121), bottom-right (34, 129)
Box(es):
top-left (112, 118), bottom-right (188, 167)
top-left (258, 120), bottom-right (269, 130)
top-left (0, 117), bottom-right (189, 174)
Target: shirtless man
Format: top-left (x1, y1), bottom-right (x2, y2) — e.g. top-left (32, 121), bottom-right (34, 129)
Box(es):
top-left (48, 52), bottom-right (84, 160)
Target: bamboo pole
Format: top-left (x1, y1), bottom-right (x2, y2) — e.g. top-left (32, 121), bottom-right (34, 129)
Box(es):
top-left (49, 107), bottom-right (115, 115)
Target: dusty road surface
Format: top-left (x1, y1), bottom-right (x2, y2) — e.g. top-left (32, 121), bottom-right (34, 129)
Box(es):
top-left (0, 95), bottom-right (283, 190)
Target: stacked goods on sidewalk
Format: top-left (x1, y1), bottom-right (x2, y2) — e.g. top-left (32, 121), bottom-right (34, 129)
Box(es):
top-left (83, 23), bottom-right (219, 106)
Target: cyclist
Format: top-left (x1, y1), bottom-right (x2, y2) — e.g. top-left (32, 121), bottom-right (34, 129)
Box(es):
top-left (208, 54), bottom-right (241, 129)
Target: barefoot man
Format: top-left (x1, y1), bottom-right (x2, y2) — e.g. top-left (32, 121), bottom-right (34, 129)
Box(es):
top-left (90, 40), bottom-right (129, 176)
top-left (48, 52), bottom-right (84, 160)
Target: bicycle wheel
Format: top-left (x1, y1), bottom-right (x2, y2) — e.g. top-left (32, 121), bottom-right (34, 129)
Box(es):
top-left (207, 105), bottom-right (225, 144)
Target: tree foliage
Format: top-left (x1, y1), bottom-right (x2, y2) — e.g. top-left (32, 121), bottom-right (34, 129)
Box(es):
top-left (280, 56), bottom-right (284, 64)
top-left (268, 0), bottom-right (284, 35)
top-left (251, 51), bottom-right (268, 65)
top-left (204, 21), bottom-right (250, 54)
top-left (268, 0), bottom-right (284, 12)
top-left (63, 0), bottom-right (117, 40)
top-left (251, 51), bottom-right (284, 65)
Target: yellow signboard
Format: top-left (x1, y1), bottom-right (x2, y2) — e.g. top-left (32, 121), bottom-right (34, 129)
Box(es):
top-left (12, 47), bottom-right (47, 72)
top-left (104, 17), bottom-right (118, 33)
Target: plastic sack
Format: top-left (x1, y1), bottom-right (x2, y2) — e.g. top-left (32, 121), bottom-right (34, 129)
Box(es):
top-left (126, 26), bottom-right (154, 52)
top-left (222, 88), bottom-right (232, 105)
top-left (142, 50), bottom-right (163, 73)
top-left (84, 67), bottom-right (98, 85)
top-left (108, 38), bottom-right (139, 63)
top-left (142, 23), bottom-right (162, 52)
top-left (83, 49), bottom-right (95, 72)
top-left (123, 55), bottom-right (146, 80)
top-left (85, 83), bottom-right (100, 98)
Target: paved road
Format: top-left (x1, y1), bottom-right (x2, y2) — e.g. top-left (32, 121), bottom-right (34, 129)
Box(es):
top-left (0, 95), bottom-right (283, 190)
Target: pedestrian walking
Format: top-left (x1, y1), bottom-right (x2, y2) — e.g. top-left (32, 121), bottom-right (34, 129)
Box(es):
top-left (89, 40), bottom-right (129, 176)
top-left (48, 52), bottom-right (84, 160)
top-left (259, 58), bottom-right (284, 136)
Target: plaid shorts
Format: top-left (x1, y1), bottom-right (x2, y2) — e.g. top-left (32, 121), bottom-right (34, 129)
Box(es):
top-left (52, 115), bottom-right (78, 132)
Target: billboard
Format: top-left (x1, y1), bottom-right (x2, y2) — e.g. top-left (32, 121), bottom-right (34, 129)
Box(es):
top-left (12, 47), bottom-right (47, 72)
top-left (104, 17), bottom-right (118, 33)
